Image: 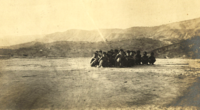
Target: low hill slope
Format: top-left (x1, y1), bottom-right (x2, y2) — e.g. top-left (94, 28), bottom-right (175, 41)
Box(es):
top-left (4, 38), bottom-right (167, 58)
top-left (152, 36), bottom-right (200, 59)
top-left (1, 36), bottom-right (200, 59)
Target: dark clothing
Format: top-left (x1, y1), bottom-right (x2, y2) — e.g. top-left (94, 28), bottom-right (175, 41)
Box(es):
top-left (142, 55), bottom-right (149, 64)
top-left (125, 56), bottom-right (132, 67)
top-left (115, 54), bottom-right (120, 60)
top-left (108, 57), bottom-right (115, 67)
top-left (90, 57), bottom-right (99, 67)
top-left (99, 56), bottom-right (109, 67)
top-left (135, 54), bottom-right (141, 65)
top-left (129, 56), bottom-right (135, 66)
top-left (149, 56), bottom-right (156, 64)
top-left (115, 54), bottom-right (126, 67)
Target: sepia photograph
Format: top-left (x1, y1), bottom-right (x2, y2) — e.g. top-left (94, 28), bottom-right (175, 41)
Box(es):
top-left (0, 0), bottom-right (200, 109)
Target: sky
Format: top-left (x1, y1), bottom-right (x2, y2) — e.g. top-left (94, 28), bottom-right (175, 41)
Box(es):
top-left (0, 0), bottom-right (200, 46)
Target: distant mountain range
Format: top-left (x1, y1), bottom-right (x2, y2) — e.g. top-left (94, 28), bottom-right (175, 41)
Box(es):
top-left (1, 17), bottom-right (200, 58)
top-left (37, 17), bottom-right (200, 44)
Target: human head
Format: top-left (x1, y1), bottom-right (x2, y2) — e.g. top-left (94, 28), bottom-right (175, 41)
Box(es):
top-left (130, 51), bottom-right (135, 56)
top-left (126, 50), bottom-right (130, 56)
top-left (99, 50), bottom-right (102, 53)
top-left (110, 49), bottom-right (114, 52)
top-left (98, 50), bottom-right (102, 56)
top-left (120, 49), bottom-right (125, 55)
top-left (102, 52), bottom-right (107, 57)
top-left (93, 53), bottom-right (97, 58)
top-left (143, 51), bottom-right (147, 56)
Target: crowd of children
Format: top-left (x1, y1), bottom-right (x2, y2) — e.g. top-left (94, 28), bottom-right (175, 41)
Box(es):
top-left (90, 49), bottom-right (156, 68)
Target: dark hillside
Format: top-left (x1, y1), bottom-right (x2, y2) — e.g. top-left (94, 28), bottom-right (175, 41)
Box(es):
top-left (2, 38), bottom-right (167, 58)
top-left (152, 36), bottom-right (200, 59)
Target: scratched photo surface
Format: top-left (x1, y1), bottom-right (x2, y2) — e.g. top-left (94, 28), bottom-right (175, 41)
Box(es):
top-left (0, 0), bottom-right (200, 110)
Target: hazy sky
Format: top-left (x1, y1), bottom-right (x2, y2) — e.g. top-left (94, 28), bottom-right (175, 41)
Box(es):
top-left (0, 0), bottom-right (200, 46)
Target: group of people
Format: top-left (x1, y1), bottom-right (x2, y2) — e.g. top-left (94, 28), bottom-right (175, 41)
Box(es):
top-left (90, 49), bottom-right (156, 68)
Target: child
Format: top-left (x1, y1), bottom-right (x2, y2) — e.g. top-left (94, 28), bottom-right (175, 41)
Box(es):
top-left (135, 50), bottom-right (142, 65)
top-left (149, 52), bottom-right (156, 65)
top-left (142, 51), bottom-right (149, 65)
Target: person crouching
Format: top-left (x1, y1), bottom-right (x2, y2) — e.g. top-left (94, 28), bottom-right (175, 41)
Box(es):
top-left (142, 51), bottom-right (149, 65)
top-left (98, 52), bottom-right (109, 68)
top-left (149, 52), bottom-right (156, 65)
top-left (115, 49), bottom-right (126, 67)
top-left (129, 51), bottom-right (135, 66)
top-left (135, 50), bottom-right (142, 65)
top-left (125, 50), bottom-right (132, 67)
top-left (90, 53), bottom-right (99, 67)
